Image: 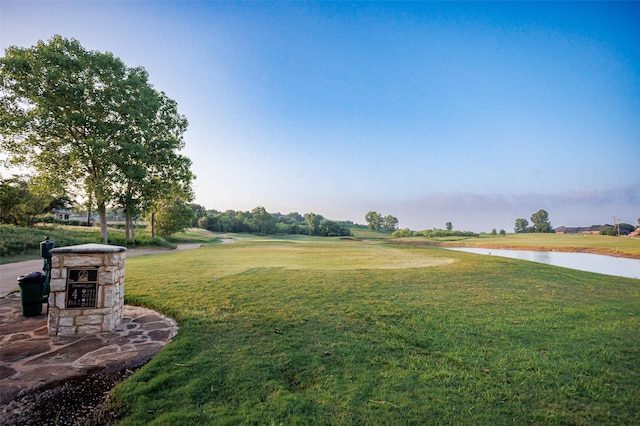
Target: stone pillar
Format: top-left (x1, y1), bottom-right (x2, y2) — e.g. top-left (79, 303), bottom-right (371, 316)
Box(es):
top-left (47, 244), bottom-right (126, 336)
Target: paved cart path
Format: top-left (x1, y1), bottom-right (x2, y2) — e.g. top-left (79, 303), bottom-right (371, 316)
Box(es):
top-left (0, 244), bottom-right (202, 298)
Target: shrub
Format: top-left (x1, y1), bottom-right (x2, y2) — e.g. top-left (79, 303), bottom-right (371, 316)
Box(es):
top-left (391, 228), bottom-right (413, 238)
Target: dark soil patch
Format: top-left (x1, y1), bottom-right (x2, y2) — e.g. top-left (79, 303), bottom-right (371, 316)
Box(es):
top-left (0, 360), bottom-right (147, 426)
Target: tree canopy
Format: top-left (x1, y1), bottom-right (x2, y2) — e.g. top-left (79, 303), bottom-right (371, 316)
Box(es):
top-left (514, 218), bottom-right (529, 233)
top-left (365, 211), bottom-right (399, 232)
top-left (194, 207), bottom-right (352, 237)
top-left (0, 35), bottom-right (193, 242)
top-left (365, 211), bottom-right (382, 231)
top-left (531, 209), bottom-right (553, 233)
top-left (382, 215), bottom-right (399, 232)
top-left (515, 210), bottom-right (553, 233)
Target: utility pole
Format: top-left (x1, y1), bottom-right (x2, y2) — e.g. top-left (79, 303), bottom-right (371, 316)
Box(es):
top-left (612, 216), bottom-right (620, 236)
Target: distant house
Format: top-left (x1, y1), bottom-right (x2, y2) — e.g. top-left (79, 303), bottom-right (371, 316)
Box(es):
top-left (52, 209), bottom-right (98, 223)
top-left (554, 225), bottom-right (612, 235)
top-left (54, 209), bottom-right (71, 221)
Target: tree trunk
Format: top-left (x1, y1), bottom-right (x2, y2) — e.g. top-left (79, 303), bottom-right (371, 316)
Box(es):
top-left (150, 211), bottom-right (156, 239)
top-left (98, 202), bottom-right (108, 243)
top-left (125, 215), bottom-right (131, 242)
top-left (86, 198), bottom-right (92, 227)
top-left (125, 215), bottom-right (136, 245)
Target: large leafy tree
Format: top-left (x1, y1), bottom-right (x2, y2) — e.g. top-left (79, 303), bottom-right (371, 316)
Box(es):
top-left (304, 212), bottom-right (323, 235)
top-left (514, 218), bottom-right (529, 233)
top-left (251, 206), bottom-right (274, 235)
top-left (1, 35), bottom-right (192, 242)
top-left (154, 199), bottom-right (195, 237)
top-left (382, 215), bottom-right (399, 232)
top-left (0, 175), bottom-right (41, 225)
top-left (115, 92), bottom-right (193, 243)
top-left (365, 211), bottom-right (382, 231)
top-left (531, 209), bottom-right (553, 233)
top-left (0, 174), bottom-right (67, 226)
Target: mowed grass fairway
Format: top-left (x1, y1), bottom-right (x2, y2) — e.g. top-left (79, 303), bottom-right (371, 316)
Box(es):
top-left (112, 236), bottom-right (640, 425)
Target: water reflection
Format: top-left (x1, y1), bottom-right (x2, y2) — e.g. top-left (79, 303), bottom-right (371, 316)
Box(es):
top-left (447, 248), bottom-right (640, 280)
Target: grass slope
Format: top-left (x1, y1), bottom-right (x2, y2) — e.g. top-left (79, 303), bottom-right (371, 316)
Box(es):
top-left (109, 238), bottom-right (640, 425)
top-left (0, 225), bottom-right (220, 263)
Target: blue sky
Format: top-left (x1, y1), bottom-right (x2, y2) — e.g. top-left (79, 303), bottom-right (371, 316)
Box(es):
top-left (2, 1), bottom-right (639, 231)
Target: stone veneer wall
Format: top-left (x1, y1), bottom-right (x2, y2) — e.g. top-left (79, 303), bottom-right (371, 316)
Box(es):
top-left (48, 244), bottom-right (126, 336)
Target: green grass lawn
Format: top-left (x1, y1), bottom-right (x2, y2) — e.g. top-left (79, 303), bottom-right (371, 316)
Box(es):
top-left (107, 237), bottom-right (640, 425)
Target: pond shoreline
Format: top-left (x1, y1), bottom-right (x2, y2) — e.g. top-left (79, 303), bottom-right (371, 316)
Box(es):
top-left (397, 240), bottom-right (640, 260)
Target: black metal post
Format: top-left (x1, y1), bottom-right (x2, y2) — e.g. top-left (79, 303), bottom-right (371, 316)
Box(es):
top-left (40, 236), bottom-right (54, 314)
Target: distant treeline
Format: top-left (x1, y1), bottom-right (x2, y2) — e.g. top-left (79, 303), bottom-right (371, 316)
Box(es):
top-left (192, 206), bottom-right (355, 237)
top-left (392, 229), bottom-right (481, 238)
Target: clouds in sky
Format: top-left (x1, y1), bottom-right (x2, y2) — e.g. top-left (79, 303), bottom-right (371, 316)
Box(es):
top-left (393, 187), bottom-right (639, 231)
top-left (1, 1), bottom-right (639, 231)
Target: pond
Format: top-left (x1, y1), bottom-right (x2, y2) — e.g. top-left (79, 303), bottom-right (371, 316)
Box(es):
top-left (446, 248), bottom-right (640, 280)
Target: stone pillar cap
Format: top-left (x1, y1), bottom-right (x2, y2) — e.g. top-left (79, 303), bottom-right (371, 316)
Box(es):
top-left (50, 243), bottom-right (127, 254)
